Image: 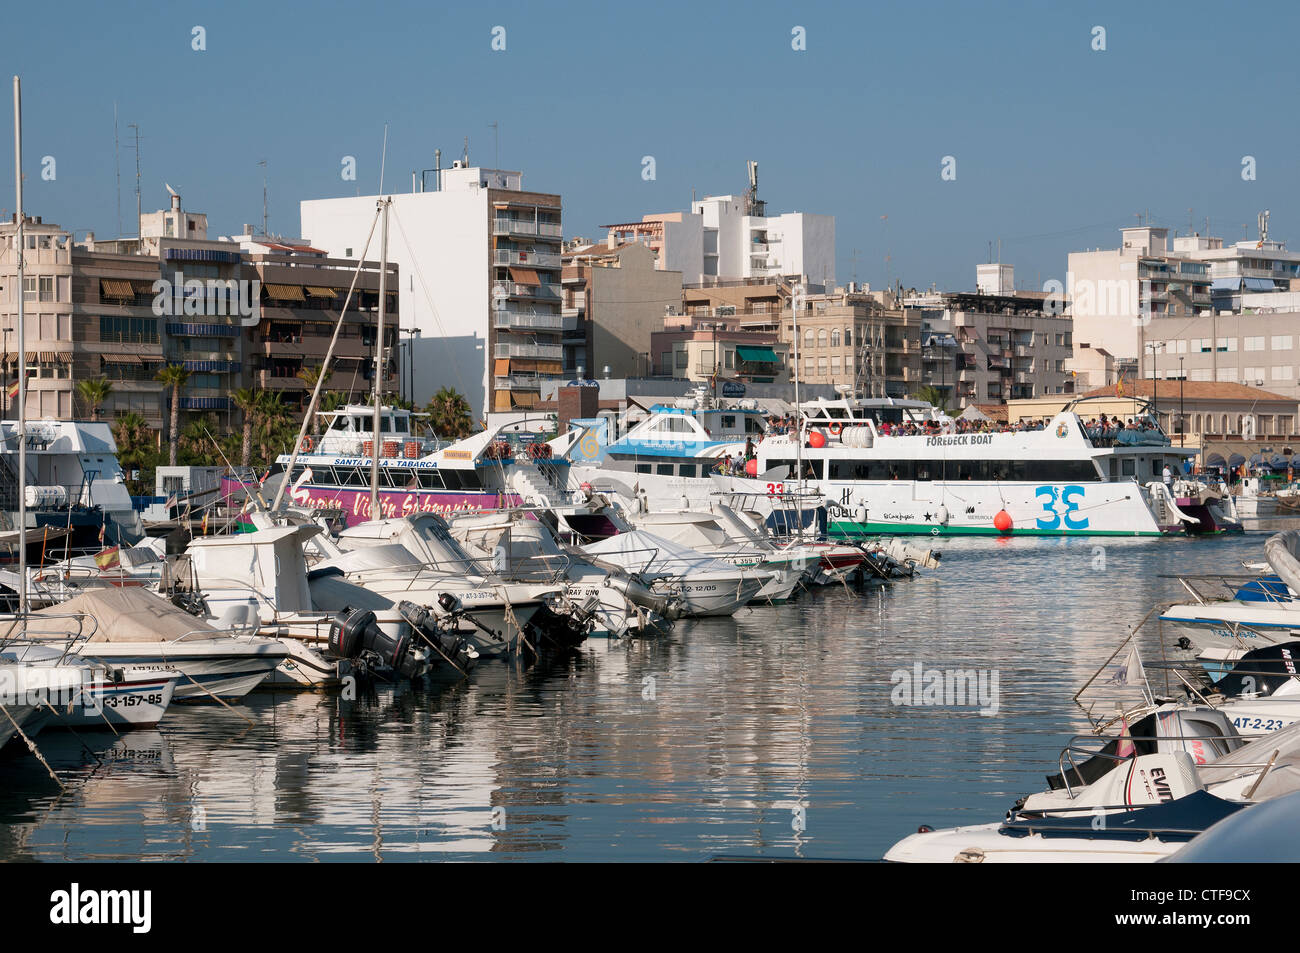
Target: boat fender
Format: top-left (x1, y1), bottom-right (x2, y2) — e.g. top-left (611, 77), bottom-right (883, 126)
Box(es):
top-left (993, 509), bottom-right (1013, 534)
top-left (935, 504), bottom-right (949, 525)
top-left (856, 506), bottom-right (868, 525)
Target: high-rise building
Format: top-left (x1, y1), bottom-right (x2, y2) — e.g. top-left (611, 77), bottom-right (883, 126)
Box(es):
top-left (302, 163), bottom-right (563, 419)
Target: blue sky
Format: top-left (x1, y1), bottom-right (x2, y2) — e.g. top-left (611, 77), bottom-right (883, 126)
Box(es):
top-left (4, 0), bottom-right (1297, 293)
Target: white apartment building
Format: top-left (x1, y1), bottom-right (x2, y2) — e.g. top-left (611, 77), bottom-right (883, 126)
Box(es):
top-left (1066, 225), bottom-right (1212, 363)
top-left (1171, 229), bottom-right (1300, 311)
top-left (301, 163), bottom-right (563, 419)
top-left (602, 165), bottom-right (834, 289)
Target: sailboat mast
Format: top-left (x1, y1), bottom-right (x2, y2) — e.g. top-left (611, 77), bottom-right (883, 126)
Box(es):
top-left (13, 76), bottom-right (26, 614)
top-left (369, 197), bottom-right (390, 519)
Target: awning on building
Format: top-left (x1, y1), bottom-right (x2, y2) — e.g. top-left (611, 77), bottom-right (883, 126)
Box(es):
top-left (735, 345), bottom-right (779, 363)
top-left (509, 267), bottom-right (541, 285)
top-left (132, 279), bottom-right (159, 294)
top-left (1244, 277), bottom-right (1275, 291)
top-left (494, 358), bottom-right (512, 376)
top-left (1210, 278), bottom-right (1238, 291)
top-left (100, 278), bottom-right (135, 299)
top-left (265, 283), bottom-right (305, 300)
top-left (305, 286), bottom-right (338, 298)
top-left (103, 354), bottom-right (142, 365)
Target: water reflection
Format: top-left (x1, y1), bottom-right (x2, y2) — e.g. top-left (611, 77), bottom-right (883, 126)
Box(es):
top-left (0, 529), bottom-right (1281, 860)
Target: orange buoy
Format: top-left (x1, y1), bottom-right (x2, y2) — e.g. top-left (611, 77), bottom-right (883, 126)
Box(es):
top-left (993, 509), bottom-right (1013, 534)
top-left (808, 430), bottom-right (827, 449)
top-left (745, 458), bottom-right (758, 477)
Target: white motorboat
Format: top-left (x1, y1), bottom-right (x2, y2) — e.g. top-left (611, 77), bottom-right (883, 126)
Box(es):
top-left (615, 505), bottom-right (809, 604)
top-left (181, 523), bottom-right (455, 683)
top-left (0, 638), bottom-right (179, 731)
top-left (22, 588), bottom-right (289, 702)
top-left (319, 513), bottom-right (577, 655)
top-left (582, 530), bottom-right (768, 617)
top-left (886, 708), bottom-right (1300, 863)
top-left (1160, 529), bottom-right (1300, 669)
top-left (448, 510), bottom-right (676, 638)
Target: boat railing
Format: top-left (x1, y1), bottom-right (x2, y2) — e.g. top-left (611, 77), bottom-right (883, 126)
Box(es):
top-left (0, 611), bottom-right (99, 660)
top-left (1055, 730), bottom-right (1263, 800)
top-left (1157, 572), bottom-right (1291, 607)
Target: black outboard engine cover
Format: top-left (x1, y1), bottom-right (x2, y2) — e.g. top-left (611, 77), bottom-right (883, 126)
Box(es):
top-left (328, 608), bottom-right (375, 659)
top-left (328, 606), bottom-right (417, 678)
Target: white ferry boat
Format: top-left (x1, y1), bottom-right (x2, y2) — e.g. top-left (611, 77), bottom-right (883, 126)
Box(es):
top-left (232, 404), bottom-right (622, 539)
top-left (568, 392), bottom-right (1241, 538)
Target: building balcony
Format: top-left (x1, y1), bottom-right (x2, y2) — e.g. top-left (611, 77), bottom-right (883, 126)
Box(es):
top-left (257, 372), bottom-right (308, 389)
top-left (494, 374), bottom-right (549, 391)
top-left (165, 322), bottom-right (240, 338)
top-left (181, 360), bottom-right (241, 373)
top-left (493, 218), bottom-right (563, 239)
top-left (179, 396), bottom-right (234, 411)
top-left (495, 309), bottom-right (564, 331)
top-left (494, 342), bottom-right (563, 360)
top-left (494, 249), bottom-right (562, 269)
top-left (505, 282), bottom-right (562, 301)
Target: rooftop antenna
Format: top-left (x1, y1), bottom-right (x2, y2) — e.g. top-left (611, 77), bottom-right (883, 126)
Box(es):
top-left (378, 122), bottom-right (389, 193)
top-left (128, 122), bottom-right (141, 239)
top-left (113, 102), bottom-right (122, 237)
top-left (1258, 209), bottom-right (1270, 248)
top-left (490, 121), bottom-right (499, 168)
top-left (258, 158), bottom-right (268, 236)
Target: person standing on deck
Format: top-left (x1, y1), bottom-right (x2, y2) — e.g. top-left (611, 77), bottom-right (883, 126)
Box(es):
top-left (1163, 464), bottom-right (1172, 487)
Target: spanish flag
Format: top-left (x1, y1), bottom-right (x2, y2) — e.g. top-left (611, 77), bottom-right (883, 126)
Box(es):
top-left (6, 379), bottom-right (18, 400)
top-left (93, 545), bottom-right (121, 570)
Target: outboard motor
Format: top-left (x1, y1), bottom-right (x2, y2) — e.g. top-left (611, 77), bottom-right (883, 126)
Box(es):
top-left (327, 607), bottom-right (424, 680)
top-left (398, 600), bottom-right (479, 671)
top-left (604, 572), bottom-right (682, 621)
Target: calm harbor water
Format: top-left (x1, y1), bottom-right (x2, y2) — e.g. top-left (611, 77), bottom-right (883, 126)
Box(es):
top-left (0, 524), bottom-right (1288, 862)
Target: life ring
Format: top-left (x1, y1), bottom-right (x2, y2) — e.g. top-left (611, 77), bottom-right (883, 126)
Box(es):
top-left (828, 422), bottom-right (843, 436)
top-left (299, 435), bottom-right (314, 453)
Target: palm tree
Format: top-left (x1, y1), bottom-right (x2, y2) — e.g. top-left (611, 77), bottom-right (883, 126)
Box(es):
top-left (913, 384), bottom-right (952, 415)
top-left (111, 411), bottom-right (155, 493)
top-left (155, 364), bottom-right (190, 466)
top-left (425, 387), bottom-right (473, 440)
top-left (232, 387), bottom-right (259, 468)
top-left (179, 413), bottom-right (222, 466)
top-left (255, 390), bottom-right (294, 465)
top-left (76, 376), bottom-right (113, 421)
top-left (296, 365), bottom-right (333, 437)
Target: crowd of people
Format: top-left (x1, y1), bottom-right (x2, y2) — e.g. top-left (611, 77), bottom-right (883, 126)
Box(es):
top-left (1082, 414), bottom-right (1163, 446)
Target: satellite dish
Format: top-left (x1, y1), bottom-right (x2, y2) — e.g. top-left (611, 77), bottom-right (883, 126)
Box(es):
top-left (165, 183), bottom-right (178, 197)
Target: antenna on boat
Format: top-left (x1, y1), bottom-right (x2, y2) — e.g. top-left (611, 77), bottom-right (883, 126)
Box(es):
top-left (13, 76), bottom-right (27, 615)
top-left (370, 197), bottom-right (392, 520)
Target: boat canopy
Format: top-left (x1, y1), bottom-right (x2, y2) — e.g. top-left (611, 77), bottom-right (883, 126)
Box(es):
top-left (584, 529), bottom-right (737, 576)
top-left (29, 587), bottom-right (228, 643)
